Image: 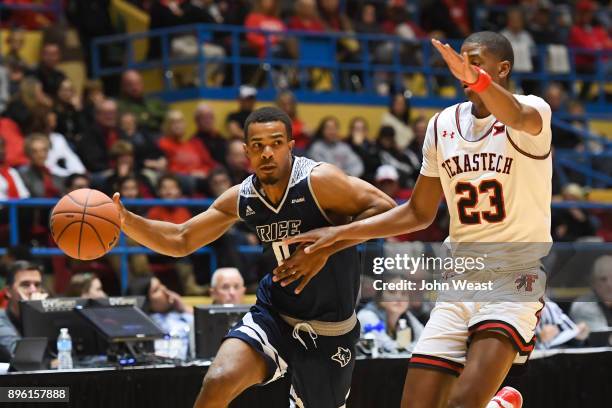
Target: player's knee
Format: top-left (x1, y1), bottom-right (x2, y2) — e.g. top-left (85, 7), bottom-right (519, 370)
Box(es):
top-left (446, 393), bottom-right (485, 408)
top-left (201, 364), bottom-right (239, 401)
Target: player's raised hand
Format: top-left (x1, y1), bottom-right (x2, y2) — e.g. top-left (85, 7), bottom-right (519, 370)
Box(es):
top-left (431, 38), bottom-right (478, 84)
top-left (283, 226), bottom-right (341, 254)
top-left (272, 244), bottom-right (329, 294)
top-left (112, 192), bottom-right (127, 227)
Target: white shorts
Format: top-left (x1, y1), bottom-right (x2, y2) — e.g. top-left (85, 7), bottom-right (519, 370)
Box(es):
top-left (409, 268), bottom-right (546, 377)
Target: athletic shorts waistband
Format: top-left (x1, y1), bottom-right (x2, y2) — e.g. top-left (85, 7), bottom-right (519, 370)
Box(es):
top-left (280, 312), bottom-right (357, 337)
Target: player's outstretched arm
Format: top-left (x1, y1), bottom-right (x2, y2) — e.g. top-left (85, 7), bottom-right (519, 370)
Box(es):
top-left (113, 186), bottom-right (240, 257)
top-left (431, 38), bottom-right (543, 135)
top-left (285, 174), bottom-right (442, 254)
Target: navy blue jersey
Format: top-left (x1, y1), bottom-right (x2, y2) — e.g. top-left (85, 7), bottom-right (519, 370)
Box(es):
top-left (238, 156), bottom-right (360, 322)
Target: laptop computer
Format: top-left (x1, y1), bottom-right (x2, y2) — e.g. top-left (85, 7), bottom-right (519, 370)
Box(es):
top-left (9, 337), bottom-right (48, 372)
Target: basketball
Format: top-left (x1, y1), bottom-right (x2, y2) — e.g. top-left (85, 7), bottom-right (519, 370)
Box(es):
top-left (50, 189), bottom-right (121, 260)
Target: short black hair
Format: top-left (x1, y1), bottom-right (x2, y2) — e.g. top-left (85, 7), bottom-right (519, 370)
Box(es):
top-left (6, 261), bottom-right (42, 287)
top-left (243, 107), bottom-right (292, 141)
top-left (64, 173), bottom-right (89, 190)
top-left (463, 31), bottom-right (514, 70)
top-left (157, 173), bottom-right (181, 192)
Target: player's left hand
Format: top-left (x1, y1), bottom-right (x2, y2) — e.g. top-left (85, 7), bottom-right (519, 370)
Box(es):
top-left (272, 244), bottom-right (329, 294)
top-left (431, 38), bottom-right (478, 84)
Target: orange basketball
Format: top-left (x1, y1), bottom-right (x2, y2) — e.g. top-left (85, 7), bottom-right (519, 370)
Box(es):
top-left (50, 189), bottom-right (121, 260)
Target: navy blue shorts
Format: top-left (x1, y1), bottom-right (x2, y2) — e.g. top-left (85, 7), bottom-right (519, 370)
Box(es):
top-left (224, 304), bottom-right (360, 408)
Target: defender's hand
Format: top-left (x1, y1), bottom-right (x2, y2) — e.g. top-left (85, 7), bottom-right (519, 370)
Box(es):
top-left (272, 244), bottom-right (329, 294)
top-left (283, 226), bottom-right (343, 254)
top-left (431, 38), bottom-right (478, 84)
top-left (112, 192), bottom-right (128, 227)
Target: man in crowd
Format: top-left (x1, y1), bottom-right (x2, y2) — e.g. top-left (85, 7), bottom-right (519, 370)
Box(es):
top-left (117, 70), bottom-right (167, 133)
top-left (225, 139), bottom-right (251, 185)
top-left (77, 99), bottom-right (121, 173)
top-left (225, 85), bottom-right (257, 139)
top-left (193, 103), bottom-right (227, 165)
top-left (210, 267), bottom-right (246, 305)
top-left (31, 42), bottom-right (66, 97)
top-left (570, 255), bottom-right (612, 331)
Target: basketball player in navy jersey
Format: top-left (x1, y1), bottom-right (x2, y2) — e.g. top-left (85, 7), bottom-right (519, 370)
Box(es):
top-left (113, 107), bottom-right (395, 408)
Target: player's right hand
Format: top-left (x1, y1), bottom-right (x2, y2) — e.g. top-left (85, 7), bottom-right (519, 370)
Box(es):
top-left (112, 192), bottom-right (127, 227)
top-left (284, 226), bottom-right (342, 254)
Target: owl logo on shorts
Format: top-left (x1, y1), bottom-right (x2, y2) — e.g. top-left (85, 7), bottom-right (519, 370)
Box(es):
top-left (515, 274), bottom-right (538, 292)
top-left (331, 347), bottom-right (352, 367)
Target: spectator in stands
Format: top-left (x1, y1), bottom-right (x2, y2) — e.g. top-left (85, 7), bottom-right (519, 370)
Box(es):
top-left (225, 86), bottom-right (257, 139)
top-left (570, 255), bottom-right (612, 331)
top-left (308, 116), bottom-right (364, 177)
top-left (357, 273), bottom-right (423, 352)
top-left (374, 164), bottom-right (411, 201)
top-left (376, 125), bottom-right (420, 188)
top-left (276, 90), bottom-right (310, 151)
top-left (193, 103), bottom-right (227, 165)
top-left (77, 99), bottom-right (121, 173)
top-left (32, 43), bottom-right (66, 98)
top-left (422, 0), bottom-right (472, 38)
top-left (53, 78), bottom-right (82, 145)
top-left (147, 174), bottom-right (205, 295)
top-left (552, 183), bottom-right (598, 242)
top-left (544, 83), bottom-right (582, 150)
top-left (406, 115), bottom-right (427, 163)
top-left (528, 1), bottom-right (565, 45)
top-left (381, 91), bottom-right (413, 150)
top-left (99, 140), bottom-right (155, 198)
top-left (568, 0), bottom-right (612, 100)
top-left (288, 0), bottom-right (324, 32)
top-left (500, 7), bottom-right (537, 93)
top-left (0, 261), bottom-right (45, 359)
top-left (118, 70), bottom-right (167, 134)
top-left (536, 297), bottom-right (588, 350)
top-left (210, 267), bottom-right (246, 305)
top-left (225, 139), bottom-right (251, 185)
top-left (0, 246), bottom-right (32, 305)
top-left (19, 134), bottom-right (63, 197)
top-left (346, 116), bottom-right (380, 183)
top-left (64, 173), bottom-right (90, 193)
top-left (244, 0), bottom-right (287, 59)
top-left (3, 77), bottom-right (52, 135)
top-left (0, 137), bottom-right (29, 200)
top-left (119, 112), bottom-right (167, 173)
top-left (80, 79), bottom-right (105, 126)
top-left (158, 110), bottom-right (218, 180)
top-left (6, 59), bottom-right (27, 99)
top-left (65, 272), bottom-right (107, 299)
top-left (4, 29), bottom-right (27, 67)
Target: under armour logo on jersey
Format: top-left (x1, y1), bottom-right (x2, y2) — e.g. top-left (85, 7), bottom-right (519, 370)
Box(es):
top-left (331, 347), bottom-right (351, 367)
top-left (493, 124), bottom-right (505, 135)
top-left (515, 274), bottom-right (538, 292)
top-left (245, 205), bottom-right (256, 216)
top-left (441, 130), bottom-right (455, 138)
top-left (291, 197), bottom-right (305, 204)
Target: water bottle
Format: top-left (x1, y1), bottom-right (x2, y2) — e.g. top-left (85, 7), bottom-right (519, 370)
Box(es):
top-left (57, 328), bottom-right (73, 370)
top-left (396, 318), bottom-right (412, 350)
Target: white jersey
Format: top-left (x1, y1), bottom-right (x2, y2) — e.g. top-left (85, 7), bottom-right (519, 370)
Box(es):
top-left (421, 94), bottom-right (552, 244)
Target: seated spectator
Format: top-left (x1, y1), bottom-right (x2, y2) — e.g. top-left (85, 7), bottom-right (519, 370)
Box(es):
top-left (244, 0), bottom-right (287, 58)
top-left (276, 90), bottom-right (310, 151)
top-left (193, 103), bottom-right (227, 165)
top-left (500, 7), bottom-right (537, 93)
top-left (158, 110), bottom-right (218, 188)
top-left (357, 273), bottom-right (423, 352)
top-left (570, 255), bottom-right (612, 332)
top-left (307, 116), bottom-right (364, 177)
top-left (421, 0), bottom-right (472, 38)
top-left (77, 98), bottom-right (122, 173)
top-left (0, 137), bottom-right (29, 200)
top-left (117, 70), bottom-right (167, 134)
top-left (0, 261), bottom-right (45, 359)
top-left (528, 2), bottom-right (565, 45)
top-left (119, 111), bottom-right (167, 173)
top-left (0, 246), bottom-right (32, 307)
top-left (3, 77), bottom-right (52, 135)
top-left (224, 139), bottom-right (251, 186)
top-left (552, 184), bottom-right (598, 241)
top-left (19, 134), bottom-right (64, 197)
top-left (31, 42), bottom-right (66, 98)
top-left (536, 297), bottom-right (588, 350)
top-left (346, 117), bottom-right (380, 183)
top-left (147, 174), bottom-right (204, 296)
top-left (53, 78), bottom-right (82, 144)
top-left (287, 0), bottom-right (325, 32)
top-left (381, 92), bottom-right (414, 150)
top-left (544, 83), bottom-right (582, 150)
top-left (4, 29), bottom-right (27, 67)
top-left (0, 117), bottom-right (27, 168)
top-left (406, 115), bottom-right (427, 163)
top-left (79, 79), bottom-right (105, 126)
top-left (6, 59), bottom-right (27, 99)
top-left (374, 164), bottom-right (411, 201)
top-left (376, 126), bottom-right (420, 188)
top-left (64, 173), bottom-right (90, 193)
top-left (225, 86), bottom-right (257, 139)
top-left (210, 267), bottom-right (246, 305)
top-left (128, 276), bottom-right (193, 359)
top-left (65, 273), bottom-right (107, 299)
top-left (98, 140), bottom-right (155, 198)
top-left (568, 0), bottom-right (612, 100)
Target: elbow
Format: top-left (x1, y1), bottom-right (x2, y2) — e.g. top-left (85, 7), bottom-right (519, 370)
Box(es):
top-left (171, 225), bottom-right (191, 258)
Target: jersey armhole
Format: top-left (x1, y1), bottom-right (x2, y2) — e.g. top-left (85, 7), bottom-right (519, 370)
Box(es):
top-left (307, 163), bottom-right (336, 226)
top-left (434, 112), bottom-right (440, 151)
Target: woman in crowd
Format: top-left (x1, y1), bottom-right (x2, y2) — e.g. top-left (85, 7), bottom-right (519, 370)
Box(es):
top-left (346, 116), bottom-right (380, 183)
top-left (65, 272), bottom-right (107, 299)
top-left (380, 91), bottom-right (414, 150)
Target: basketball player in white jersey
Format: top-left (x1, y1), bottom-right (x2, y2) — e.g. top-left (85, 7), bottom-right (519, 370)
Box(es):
top-left (278, 32), bottom-right (551, 407)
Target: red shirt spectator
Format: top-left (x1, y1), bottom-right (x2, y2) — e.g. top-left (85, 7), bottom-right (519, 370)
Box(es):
top-left (287, 0), bottom-right (325, 32)
top-left (0, 118), bottom-right (28, 168)
top-left (569, 1), bottom-right (612, 69)
top-left (158, 110), bottom-right (218, 176)
top-left (147, 174), bottom-right (191, 224)
top-left (245, 0), bottom-right (285, 58)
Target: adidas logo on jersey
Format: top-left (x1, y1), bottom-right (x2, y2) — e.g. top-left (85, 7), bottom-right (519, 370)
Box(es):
top-left (245, 206), bottom-right (256, 216)
top-left (291, 197), bottom-right (305, 204)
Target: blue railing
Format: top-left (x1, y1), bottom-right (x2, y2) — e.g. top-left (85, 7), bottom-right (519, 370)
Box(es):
top-left (2, 198), bottom-right (612, 293)
top-left (90, 23), bottom-right (612, 114)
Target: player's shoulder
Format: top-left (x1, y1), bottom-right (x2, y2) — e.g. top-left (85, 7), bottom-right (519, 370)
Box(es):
top-left (514, 94), bottom-right (551, 111)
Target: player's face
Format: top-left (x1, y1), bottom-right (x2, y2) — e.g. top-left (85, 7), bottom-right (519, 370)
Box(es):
top-left (245, 121), bottom-right (294, 185)
top-left (459, 43), bottom-right (509, 105)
